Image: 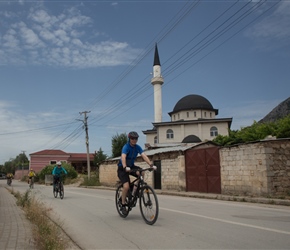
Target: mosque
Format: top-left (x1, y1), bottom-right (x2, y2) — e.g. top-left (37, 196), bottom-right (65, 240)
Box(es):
top-left (143, 44), bottom-right (232, 147)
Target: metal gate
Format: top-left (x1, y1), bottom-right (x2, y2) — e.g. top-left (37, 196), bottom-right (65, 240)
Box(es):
top-left (185, 147), bottom-right (221, 194)
top-left (153, 160), bottom-right (161, 189)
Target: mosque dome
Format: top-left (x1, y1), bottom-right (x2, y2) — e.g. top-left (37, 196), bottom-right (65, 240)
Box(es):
top-left (170, 94), bottom-right (218, 115)
top-left (182, 135), bottom-right (202, 143)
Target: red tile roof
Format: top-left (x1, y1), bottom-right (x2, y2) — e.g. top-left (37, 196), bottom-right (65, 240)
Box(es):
top-left (30, 149), bottom-right (68, 156)
top-left (68, 153), bottom-right (95, 161)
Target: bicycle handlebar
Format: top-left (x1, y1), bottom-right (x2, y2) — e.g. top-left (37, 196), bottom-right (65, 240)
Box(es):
top-left (127, 166), bottom-right (157, 173)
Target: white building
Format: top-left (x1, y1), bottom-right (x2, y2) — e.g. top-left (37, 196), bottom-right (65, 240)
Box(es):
top-left (143, 44), bottom-right (232, 147)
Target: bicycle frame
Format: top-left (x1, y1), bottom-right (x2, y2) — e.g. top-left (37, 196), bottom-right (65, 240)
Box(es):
top-left (53, 175), bottom-right (64, 199)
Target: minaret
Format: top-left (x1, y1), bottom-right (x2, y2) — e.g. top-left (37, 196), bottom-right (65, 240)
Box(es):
top-left (151, 43), bottom-right (164, 123)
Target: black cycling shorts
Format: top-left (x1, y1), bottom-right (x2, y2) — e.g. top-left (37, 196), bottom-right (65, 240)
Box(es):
top-left (117, 165), bottom-right (142, 184)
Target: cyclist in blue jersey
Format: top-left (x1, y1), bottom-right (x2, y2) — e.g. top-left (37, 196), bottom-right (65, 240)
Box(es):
top-left (117, 131), bottom-right (153, 215)
top-left (52, 161), bottom-right (67, 191)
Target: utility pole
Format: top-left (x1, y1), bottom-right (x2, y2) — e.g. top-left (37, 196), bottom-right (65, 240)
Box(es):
top-left (21, 150), bottom-right (26, 179)
top-left (78, 111), bottom-right (91, 180)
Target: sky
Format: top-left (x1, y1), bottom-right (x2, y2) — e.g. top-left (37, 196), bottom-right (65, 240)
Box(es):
top-left (0, 0), bottom-right (289, 164)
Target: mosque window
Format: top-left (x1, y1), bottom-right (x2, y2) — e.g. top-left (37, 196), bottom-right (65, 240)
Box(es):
top-left (187, 112), bottom-right (189, 118)
top-left (210, 112), bottom-right (212, 118)
top-left (204, 112), bottom-right (206, 117)
top-left (154, 136), bottom-right (158, 144)
top-left (194, 111), bottom-right (196, 117)
top-left (166, 129), bottom-right (174, 139)
top-left (210, 126), bottom-right (218, 137)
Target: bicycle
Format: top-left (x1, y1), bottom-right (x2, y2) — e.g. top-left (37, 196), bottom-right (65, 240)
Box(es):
top-left (7, 178), bottom-right (12, 186)
top-left (29, 176), bottom-right (35, 189)
top-left (53, 175), bottom-right (64, 199)
top-left (115, 166), bottom-right (159, 225)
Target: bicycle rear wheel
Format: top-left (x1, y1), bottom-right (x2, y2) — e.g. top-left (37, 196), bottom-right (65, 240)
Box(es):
top-left (139, 185), bottom-right (159, 225)
top-left (59, 182), bottom-right (64, 199)
top-left (115, 184), bottom-right (129, 218)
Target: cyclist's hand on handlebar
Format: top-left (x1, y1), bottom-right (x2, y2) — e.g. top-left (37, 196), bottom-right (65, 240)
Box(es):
top-left (125, 167), bottom-right (131, 172)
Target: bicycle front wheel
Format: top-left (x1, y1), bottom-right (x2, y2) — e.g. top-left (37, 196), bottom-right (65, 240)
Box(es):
top-left (59, 183), bottom-right (64, 199)
top-left (139, 185), bottom-right (159, 225)
top-left (53, 185), bottom-right (58, 198)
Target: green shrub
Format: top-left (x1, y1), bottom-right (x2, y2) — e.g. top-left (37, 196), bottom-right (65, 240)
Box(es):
top-left (38, 163), bottom-right (77, 181)
top-left (81, 176), bottom-right (100, 186)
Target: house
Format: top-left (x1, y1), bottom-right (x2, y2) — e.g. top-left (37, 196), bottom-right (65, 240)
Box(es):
top-left (29, 149), bottom-right (96, 173)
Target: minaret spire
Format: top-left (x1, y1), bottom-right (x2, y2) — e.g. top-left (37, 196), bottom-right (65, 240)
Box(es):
top-left (153, 43), bottom-right (161, 66)
top-left (151, 43), bottom-right (164, 123)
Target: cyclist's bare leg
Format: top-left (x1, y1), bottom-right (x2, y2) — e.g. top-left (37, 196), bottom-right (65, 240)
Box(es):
top-left (122, 182), bottom-right (129, 205)
top-left (132, 171), bottom-right (144, 195)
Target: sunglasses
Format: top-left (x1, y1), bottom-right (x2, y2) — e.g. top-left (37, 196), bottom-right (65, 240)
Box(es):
top-left (131, 137), bottom-right (138, 140)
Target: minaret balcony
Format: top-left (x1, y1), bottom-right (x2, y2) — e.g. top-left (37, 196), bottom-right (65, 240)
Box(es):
top-left (151, 77), bottom-right (164, 85)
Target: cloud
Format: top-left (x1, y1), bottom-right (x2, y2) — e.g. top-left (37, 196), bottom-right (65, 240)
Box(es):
top-left (245, 1), bottom-right (290, 50)
top-left (0, 6), bottom-right (141, 68)
top-left (0, 100), bottom-right (82, 163)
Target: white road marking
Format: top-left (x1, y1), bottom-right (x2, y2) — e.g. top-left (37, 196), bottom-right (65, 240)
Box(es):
top-left (161, 207), bottom-right (290, 235)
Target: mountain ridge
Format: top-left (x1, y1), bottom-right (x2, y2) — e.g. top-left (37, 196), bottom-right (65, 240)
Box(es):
top-left (259, 97), bottom-right (290, 123)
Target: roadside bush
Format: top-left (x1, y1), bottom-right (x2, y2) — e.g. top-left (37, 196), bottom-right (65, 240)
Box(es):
top-left (38, 163), bottom-right (77, 181)
top-left (81, 171), bottom-right (100, 186)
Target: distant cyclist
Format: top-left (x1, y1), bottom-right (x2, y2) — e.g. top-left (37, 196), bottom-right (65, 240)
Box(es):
top-left (28, 168), bottom-right (36, 185)
top-left (117, 131), bottom-right (153, 215)
top-left (6, 173), bottom-right (13, 185)
top-left (52, 161), bottom-right (67, 191)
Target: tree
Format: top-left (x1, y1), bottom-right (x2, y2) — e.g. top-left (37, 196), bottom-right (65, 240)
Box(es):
top-left (94, 148), bottom-right (108, 168)
top-left (275, 114), bottom-right (290, 138)
top-left (111, 133), bottom-right (127, 158)
top-left (213, 115), bottom-right (290, 146)
top-left (2, 152), bottom-right (29, 174)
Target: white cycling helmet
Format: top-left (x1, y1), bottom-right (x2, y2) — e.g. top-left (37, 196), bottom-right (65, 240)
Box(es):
top-left (57, 161), bottom-right (61, 166)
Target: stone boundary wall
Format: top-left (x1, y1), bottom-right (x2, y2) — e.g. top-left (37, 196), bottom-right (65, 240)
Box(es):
top-left (99, 159), bottom-right (155, 187)
top-left (99, 151), bottom-right (184, 190)
top-left (99, 160), bottom-right (119, 187)
top-left (267, 140), bottom-right (290, 196)
top-left (220, 139), bottom-right (290, 197)
top-left (99, 140), bottom-right (290, 197)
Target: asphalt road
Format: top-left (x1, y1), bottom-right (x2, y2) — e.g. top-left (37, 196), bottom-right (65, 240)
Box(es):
top-left (5, 180), bottom-right (290, 250)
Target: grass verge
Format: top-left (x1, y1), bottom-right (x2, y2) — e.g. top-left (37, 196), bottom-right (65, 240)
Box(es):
top-left (80, 172), bottom-right (100, 186)
top-left (11, 189), bottom-right (69, 250)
